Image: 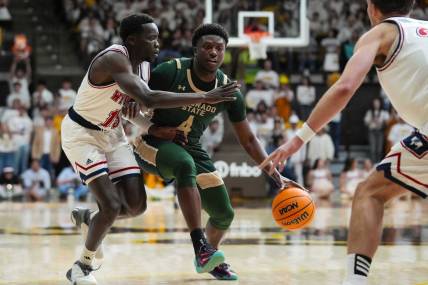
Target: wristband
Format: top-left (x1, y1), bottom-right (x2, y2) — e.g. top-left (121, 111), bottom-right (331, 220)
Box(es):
top-left (296, 123), bottom-right (316, 143)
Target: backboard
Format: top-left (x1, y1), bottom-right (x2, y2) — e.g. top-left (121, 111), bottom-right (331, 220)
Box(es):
top-left (204, 0), bottom-right (310, 48)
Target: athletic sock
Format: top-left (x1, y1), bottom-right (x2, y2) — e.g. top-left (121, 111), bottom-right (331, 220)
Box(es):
top-left (80, 246), bottom-right (96, 266)
top-left (344, 253), bottom-right (372, 285)
top-left (190, 228), bottom-right (207, 254)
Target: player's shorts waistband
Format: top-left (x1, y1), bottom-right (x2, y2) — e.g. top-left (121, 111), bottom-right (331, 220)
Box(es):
top-left (68, 107), bottom-right (102, 131)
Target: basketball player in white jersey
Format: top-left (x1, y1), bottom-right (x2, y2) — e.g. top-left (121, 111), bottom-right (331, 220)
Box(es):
top-left (261, 0), bottom-right (427, 284)
top-left (62, 14), bottom-right (239, 285)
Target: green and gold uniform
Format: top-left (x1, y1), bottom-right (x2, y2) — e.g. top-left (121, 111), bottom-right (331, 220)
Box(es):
top-left (133, 58), bottom-right (246, 230)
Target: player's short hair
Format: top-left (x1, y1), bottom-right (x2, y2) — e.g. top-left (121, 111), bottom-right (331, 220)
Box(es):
top-left (370, 0), bottom-right (415, 15)
top-left (119, 13), bottom-right (154, 42)
top-left (192, 23), bottom-right (229, 47)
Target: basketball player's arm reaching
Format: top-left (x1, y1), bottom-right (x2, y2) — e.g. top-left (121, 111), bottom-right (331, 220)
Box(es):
top-left (260, 24), bottom-right (388, 172)
top-left (101, 52), bottom-right (239, 108)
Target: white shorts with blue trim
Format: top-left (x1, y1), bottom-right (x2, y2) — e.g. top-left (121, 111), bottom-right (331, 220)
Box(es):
top-left (377, 131), bottom-right (428, 198)
top-left (61, 115), bottom-right (140, 185)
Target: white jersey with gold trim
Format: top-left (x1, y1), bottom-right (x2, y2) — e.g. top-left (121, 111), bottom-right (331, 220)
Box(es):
top-left (376, 17), bottom-right (428, 135)
top-left (72, 44), bottom-right (150, 130)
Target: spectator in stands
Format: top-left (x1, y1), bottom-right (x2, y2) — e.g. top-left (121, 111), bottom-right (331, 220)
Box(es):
top-left (21, 159), bottom-right (51, 201)
top-left (79, 16), bottom-right (104, 60)
top-left (296, 76), bottom-right (316, 120)
top-left (0, 122), bottom-right (15, 171)
top-left (339, 158), bottom-right (364, 199)
top-left (387, 117), bottom-right (414, 147)
top-left (321, 29), bottom-right (340, 74)
top-left (255, 59), bottom-right (279, 89)
top-left (307, 127), bottom-right (335, 165)
top-left (57, 166), bottom-right (88, 201)
top-left (5, 100), bottom-right (32, 174)
top-left (103, 17), bottom-right (120, 46)
top-left (31, 116), bottom-right (61, 177)
top-left (245, 80), bottom-right (275, 110)
top-left (285, 114), bottom-right (306, 185)
top-left (32, 80), bottom-right (54, 117)
top-left (9, 57), bottom-right (31, 100)
top-left (307, 159), bottom-right (334, 200)
top-left (274, 77), bottom-right (295, 122)
top-left (362, 159), bottom-right (373, 179)
top-left (57, 79), bottom-right (77, 111)
top-left (7, 81), bottom-right (30, 109)
top-left (0, 0), bottom-right (11, 21)
top-left (364, 97), bottom-right (389, 162)
top-left (0, 167), bottom-right (23, 200)
top-left (201, 118), bottom-right (224, 157)
top-left (11, 34), bottom-right (32, 61)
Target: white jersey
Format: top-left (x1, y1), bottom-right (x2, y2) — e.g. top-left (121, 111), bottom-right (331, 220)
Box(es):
top-left (376, 17), bottom-right (428, 136)
top-left (72, 44), bottom-right (150, 130)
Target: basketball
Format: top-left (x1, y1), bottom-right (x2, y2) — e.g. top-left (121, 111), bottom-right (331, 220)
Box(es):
top-left (272, 187), bottom-right (316, 231)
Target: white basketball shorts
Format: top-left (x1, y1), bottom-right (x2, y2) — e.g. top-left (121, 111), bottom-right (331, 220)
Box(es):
top-left (61, 115), bottom-right (140, 185)
top-left (377, 131), bottom-right (428, 198)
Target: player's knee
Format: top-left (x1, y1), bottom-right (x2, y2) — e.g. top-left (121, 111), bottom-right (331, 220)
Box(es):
top-left (174, 156), bottom-right (196, 185)
top-left (354, 180), bottom-right (387, 205)
top-left (128, 199), bottom-right (147, 217)
top-left (100, 199), bottom-right (122, 221)
top-left (210, 207), bottom-right (234, 230)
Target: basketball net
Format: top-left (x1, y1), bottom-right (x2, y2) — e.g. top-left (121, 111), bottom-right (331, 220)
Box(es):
top-left (244, 31), bottom-right (270, 60)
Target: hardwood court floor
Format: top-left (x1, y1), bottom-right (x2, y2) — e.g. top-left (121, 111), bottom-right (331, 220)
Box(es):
top-left (0, 199), bottom-right (427, 285)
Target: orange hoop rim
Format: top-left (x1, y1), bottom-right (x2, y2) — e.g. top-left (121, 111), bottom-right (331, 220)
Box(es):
top-left (245, 31), bottom-right (270, 43)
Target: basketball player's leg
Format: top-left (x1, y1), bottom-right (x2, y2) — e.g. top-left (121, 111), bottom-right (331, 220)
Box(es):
top-left (195, 158), bottom-right (237, 280)
top-left (343, 170), bottom-right (407, 285)
top-left (344, 132), bottom-right (428, 285)
top-left (133, 137), bottom-right (225, 272)
top-left (107, 145), bottom-right (147, 218)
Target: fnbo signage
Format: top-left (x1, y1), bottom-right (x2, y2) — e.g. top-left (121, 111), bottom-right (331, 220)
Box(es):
top-left (214, 160), bottom-right (262, 178)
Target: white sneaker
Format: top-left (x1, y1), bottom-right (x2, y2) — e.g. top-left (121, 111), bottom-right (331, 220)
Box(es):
top-left (71, 208), bottom-right (104, 260)
top-left (66, 261), bottom-right (97, 285)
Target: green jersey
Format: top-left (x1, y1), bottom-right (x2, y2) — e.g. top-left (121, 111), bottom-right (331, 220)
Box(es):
top-left (148, 58), bottom-right (246, 145)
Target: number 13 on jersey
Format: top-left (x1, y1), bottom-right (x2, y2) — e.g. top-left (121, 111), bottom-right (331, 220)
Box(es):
top-left (177, 115), bottom-right (194, 136)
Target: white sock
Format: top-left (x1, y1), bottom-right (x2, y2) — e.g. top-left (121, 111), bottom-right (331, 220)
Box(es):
top-left (84, 210), bottom-right (104, 260)
top-left (343, 254), bottom-right (372, 285)
top-left (80, 246), bottom-right (96, 266)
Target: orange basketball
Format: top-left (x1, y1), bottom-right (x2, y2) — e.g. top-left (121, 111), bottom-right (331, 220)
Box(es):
top-left (272, 187), bottom-right (316, 231)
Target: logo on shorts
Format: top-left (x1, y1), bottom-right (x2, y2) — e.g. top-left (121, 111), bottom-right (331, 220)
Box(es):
top-left (86, 159), bottom-right (93, 165)
top-left (416, 27), bottom-right (428, 37)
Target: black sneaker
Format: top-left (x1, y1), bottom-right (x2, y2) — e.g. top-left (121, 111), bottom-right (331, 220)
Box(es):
top-left (209, 263), bottom-right (238, 280)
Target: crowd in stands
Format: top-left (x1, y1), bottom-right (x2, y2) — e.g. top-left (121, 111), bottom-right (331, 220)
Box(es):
top-left (0, 0), bottom-right (425, 202)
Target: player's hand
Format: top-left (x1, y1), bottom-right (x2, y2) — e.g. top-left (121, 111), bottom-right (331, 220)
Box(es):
top-left (268, 168), bottom-right (289, 190)
top-left (203, 81), bottom-right (240, 104)
top-left (148, 125), bottom-right (188, 146)
top-left (259, 136), bottom-right (304, 175)
top-left (122, 101), bottom-right (140, 119)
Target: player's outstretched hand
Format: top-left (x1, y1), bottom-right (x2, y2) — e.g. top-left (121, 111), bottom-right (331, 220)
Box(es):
top-left (259, 136), bottom-right (304, 175)
top-left (203, 81), bottom-right (240, 104)
top-left (148, 125), bottom-right (188, 146)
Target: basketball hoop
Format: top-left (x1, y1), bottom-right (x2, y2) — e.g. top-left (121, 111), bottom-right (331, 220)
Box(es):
top-left (244, 31), bottom-right (270, 60)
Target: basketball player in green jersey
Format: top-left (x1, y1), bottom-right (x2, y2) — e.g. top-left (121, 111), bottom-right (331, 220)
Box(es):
top-left (131, 23), bottom-right (287, 280)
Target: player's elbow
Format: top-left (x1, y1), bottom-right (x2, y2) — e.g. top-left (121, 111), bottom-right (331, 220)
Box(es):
top-left (335, 81), bottom-right (354, 96)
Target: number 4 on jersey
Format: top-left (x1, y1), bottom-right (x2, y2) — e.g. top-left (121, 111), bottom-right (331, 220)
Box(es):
top-left (177, 115), bottom-right (194, 136)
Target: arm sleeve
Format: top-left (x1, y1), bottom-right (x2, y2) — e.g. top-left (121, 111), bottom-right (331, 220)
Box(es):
top-left (226, 91), bottom-right (246, 123)
top-left (148, 60), bottom-right (178, 91)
